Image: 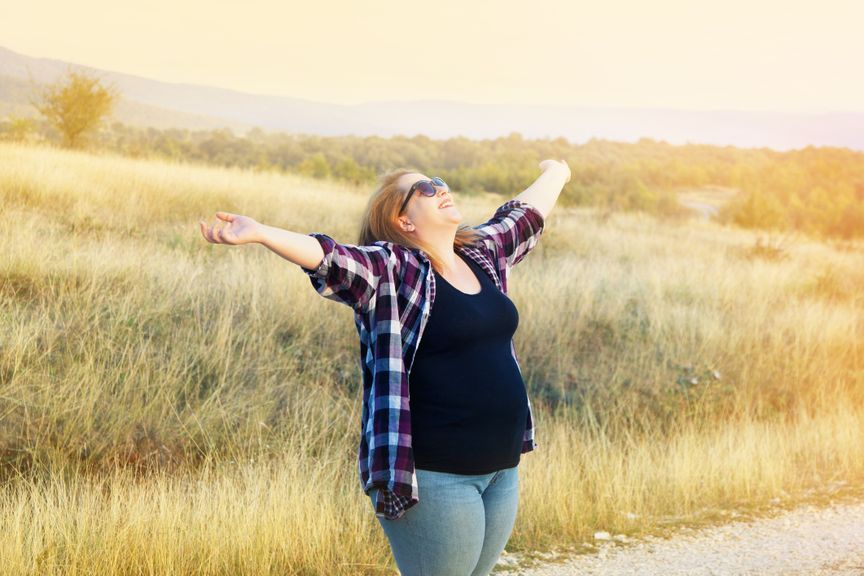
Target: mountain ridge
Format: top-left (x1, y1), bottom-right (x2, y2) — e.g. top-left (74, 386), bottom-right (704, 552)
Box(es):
top-left (2, 44), bottom-right (862, 150)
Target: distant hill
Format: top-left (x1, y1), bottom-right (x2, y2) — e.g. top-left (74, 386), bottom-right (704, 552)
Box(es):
top-left (0, 74), bottom-right (250, 131)
top-left (2, 44), bottom-right (864, 150)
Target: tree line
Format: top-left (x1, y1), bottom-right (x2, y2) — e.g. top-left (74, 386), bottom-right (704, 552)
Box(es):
top-left (3, 70), bottom-right (863, 241)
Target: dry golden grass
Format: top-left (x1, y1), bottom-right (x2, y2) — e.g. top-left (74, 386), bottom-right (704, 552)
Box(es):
top-left (1, 141), bottom-right (862, 575)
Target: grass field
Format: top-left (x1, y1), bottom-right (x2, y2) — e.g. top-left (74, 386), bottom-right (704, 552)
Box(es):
top-left (1, 141), bottom-right (862, 575)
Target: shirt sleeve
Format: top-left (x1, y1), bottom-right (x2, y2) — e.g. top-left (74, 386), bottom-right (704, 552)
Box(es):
top-left (472, 199), bottom-right (546, 268)
top-left (299, 232), bottom-right (390, 313)
top-left (370, 485), bottom-right (418, 521)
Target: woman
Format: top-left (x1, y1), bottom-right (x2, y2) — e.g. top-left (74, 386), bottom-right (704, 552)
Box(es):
top-left (199, 159), bottom-right (570, 575)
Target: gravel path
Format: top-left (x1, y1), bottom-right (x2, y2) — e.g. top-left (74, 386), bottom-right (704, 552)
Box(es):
top-left (498, 499), bottom-right (864, 575)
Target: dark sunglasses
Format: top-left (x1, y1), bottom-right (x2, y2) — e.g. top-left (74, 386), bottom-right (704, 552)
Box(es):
top-left (399, 177), bottom-right (449, 214)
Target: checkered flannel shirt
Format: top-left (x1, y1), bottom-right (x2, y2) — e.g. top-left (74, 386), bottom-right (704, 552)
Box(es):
top-left (300, 198), bottom-right (545, 520)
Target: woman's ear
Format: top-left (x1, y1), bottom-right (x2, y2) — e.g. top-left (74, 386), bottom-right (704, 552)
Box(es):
top-left (398, 216), bottom-right (415, 232)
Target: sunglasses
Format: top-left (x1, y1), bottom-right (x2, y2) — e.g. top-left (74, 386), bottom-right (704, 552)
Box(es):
top-left (399, 177), bottom-right (449, 214)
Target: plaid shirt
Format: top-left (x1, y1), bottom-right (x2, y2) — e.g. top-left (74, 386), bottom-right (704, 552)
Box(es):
top-left (300, 199), bottom-right (545, 520)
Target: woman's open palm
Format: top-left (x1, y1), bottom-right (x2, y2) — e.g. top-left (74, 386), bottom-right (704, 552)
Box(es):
top-left (199, 212), bottom-right (261, 245)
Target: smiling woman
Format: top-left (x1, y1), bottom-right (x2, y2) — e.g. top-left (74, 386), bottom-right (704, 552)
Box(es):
top-left (356, 170), bottom-right (487, 276)
top-left (199, 161), bottom-right (568, 575)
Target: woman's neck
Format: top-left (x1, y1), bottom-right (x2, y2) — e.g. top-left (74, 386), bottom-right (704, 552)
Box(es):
top-left (420, 234), bottom-right (459, 275)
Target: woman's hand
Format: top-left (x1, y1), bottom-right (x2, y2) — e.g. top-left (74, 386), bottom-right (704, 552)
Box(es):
top-left (199, 212), bottom-right (262, 245)
top-left (539, 159), bottom-right (571, 184)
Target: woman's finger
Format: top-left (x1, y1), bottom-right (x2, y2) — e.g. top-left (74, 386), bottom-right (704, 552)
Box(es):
top-left (200, 220), bottom-right (214, 243)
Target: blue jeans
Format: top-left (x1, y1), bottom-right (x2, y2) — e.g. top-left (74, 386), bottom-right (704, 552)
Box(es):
top-left (368, 465), bottom-right (520, 576)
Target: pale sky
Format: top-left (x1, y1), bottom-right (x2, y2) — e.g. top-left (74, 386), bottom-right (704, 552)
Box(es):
top-left (2, 0), bottom-right (862, 113)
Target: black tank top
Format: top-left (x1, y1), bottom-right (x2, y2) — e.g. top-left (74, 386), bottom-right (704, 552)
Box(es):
top-left (409, 251), bottom-right (529, 474)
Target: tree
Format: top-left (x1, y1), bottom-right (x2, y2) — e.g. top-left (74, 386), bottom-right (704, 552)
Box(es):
top-left (32, 68), bottom-right (120, 149)
top-left (0, 114), bottom-right (39, 143)
top-left (297, 153), bottom-right (332, 178)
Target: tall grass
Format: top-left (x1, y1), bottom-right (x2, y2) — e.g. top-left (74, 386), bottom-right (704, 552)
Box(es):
top-left (1, 142), bottom-right (862, 575)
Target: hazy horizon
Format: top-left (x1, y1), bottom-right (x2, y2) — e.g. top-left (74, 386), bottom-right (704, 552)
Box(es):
top-left (2, 0), bottom-right (862, 114)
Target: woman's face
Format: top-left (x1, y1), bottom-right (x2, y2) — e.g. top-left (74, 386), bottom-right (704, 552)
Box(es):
top-left (397, 173), bottom-right (462, 233)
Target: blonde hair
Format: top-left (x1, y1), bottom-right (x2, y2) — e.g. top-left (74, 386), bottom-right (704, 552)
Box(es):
top-left (357, 168), bottom-right (484, 273)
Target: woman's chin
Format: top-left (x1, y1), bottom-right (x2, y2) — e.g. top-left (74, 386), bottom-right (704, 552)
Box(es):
top-left (442, 207), bottom-right (462, 221)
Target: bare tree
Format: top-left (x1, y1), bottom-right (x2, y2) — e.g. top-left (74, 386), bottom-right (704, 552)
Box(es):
top-left (31, 68), bottom-right (120, 149)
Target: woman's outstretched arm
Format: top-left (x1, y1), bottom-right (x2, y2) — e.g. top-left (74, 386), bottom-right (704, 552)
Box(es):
top-left (199, 211), bottom-right (325, 269)
top-left (471, 159), bottom-right (568, 269)
top-left (513, 159), bottom-right (571, 221)
top-left (200, 212), bottom-right (389, 312)
top-left (257, 224), bottom-right (328, 270)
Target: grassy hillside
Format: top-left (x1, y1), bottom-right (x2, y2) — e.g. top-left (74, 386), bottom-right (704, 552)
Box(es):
top-left (1, 142), bottom-right (862, 574)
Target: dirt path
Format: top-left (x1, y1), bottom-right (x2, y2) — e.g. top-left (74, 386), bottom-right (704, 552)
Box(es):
top-left (498, 498), bottom-right (864, 575)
